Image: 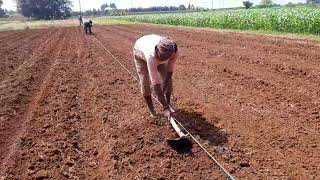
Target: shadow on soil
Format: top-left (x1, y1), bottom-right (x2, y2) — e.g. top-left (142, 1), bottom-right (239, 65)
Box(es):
top-left (167, 136), bottom-right (193, 154)
top-left (175, 109), bottom-right (228, 146)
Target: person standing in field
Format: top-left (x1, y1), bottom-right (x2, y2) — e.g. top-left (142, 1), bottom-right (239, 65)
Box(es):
top-left (78, 15), bottom-right (83, 26)
top-left (133, 35), bottom-right (178, 118)
top-left (83, 20), bottom-right (93, 34)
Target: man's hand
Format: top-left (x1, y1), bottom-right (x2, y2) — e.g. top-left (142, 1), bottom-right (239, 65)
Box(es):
top-left (168, 104), bottom-right (176, 113)
top-left (162, 72), bottom-right (172, 92)
top-left (154, 84), bottom-right (169, 108)
top-left (164, 107), bottom-right (172, 120)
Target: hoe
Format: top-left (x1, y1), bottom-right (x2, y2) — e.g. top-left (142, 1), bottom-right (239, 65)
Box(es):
top-left (167, 116), bottom-right (192, 152)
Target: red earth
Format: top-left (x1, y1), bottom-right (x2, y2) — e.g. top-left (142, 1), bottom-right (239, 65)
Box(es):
top-left (0, 24), bottom-right (319, 179)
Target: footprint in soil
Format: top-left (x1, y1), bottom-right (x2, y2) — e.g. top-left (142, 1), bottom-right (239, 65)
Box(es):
top-left (174, 109), bottom-right (228, 146)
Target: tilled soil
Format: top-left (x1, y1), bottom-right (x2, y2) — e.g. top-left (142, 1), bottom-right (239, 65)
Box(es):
top-left (0, 25), bottom-right (319, 179)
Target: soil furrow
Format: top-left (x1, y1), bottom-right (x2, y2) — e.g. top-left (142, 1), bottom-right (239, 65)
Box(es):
top-left (0, 29), bottom-right (67, 177)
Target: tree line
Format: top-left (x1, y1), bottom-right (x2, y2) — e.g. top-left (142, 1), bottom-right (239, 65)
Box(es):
top-left (79, 4), bottom-right (205, 17)
top-left (243, 0), bottom-right (320, 9)
top-left (0, 0), bottom-right (72, 19)
top-left (128, 5), bottom-right (190, 12)
top-left (0, 0), bottom-right (5, 17)
top-left (1, 0), bottom-right (320, 19)
top-left (15, 0), bottom-right (72, 19)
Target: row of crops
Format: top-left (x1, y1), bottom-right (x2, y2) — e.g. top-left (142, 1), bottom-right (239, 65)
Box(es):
top-left (113, 6), bottom-right (320, 35)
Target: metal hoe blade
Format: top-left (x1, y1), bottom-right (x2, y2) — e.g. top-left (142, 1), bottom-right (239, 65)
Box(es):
top-left (167, 117), bottom-right (192, 152)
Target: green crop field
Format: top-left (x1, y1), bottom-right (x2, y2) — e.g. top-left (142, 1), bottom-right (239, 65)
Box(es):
top-left (110, 5), bottom-right (320, 35)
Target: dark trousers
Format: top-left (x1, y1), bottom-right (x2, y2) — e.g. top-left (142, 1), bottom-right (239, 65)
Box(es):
top-left (84, 25), bottom-right (92, 34)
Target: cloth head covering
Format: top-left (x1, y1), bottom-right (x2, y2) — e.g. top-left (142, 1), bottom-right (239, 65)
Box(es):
top-left (157, 37), bottom-right (177, 61)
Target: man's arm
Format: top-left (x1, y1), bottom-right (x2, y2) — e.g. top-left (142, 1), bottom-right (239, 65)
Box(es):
top-left (163, 72), bottom-right (173, 92)
top-left (153, 84), bottom-right (171, 118)
top-left (160, 52), bottom-right (178, 92)
top-left (157, 64), bottom-right (173, 92)
top-left (153, 84), bottom-right (169, 108)
top-left (147, 57), bottom-right (171, 117)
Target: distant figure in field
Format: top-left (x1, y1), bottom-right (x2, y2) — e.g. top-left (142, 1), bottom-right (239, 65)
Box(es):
top-left (78, 15), bottom-right (83, 26)
top-left (133, 34), bottom-right (178, 118)
top-left (84, 20), bottom-right (93, 34)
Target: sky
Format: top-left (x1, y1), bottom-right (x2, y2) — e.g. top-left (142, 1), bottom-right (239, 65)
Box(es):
top-left (2, 0), bottom-right (306, 11)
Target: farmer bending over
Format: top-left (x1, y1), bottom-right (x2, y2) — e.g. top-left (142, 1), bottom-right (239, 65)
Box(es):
top-left (133, 35), bottom-right (178, 118)
top-left (84, 20), bottom-right (93, 34)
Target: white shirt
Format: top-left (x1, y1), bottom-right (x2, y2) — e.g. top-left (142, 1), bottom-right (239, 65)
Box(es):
top-left (134, 34), bottom-right (176, 85)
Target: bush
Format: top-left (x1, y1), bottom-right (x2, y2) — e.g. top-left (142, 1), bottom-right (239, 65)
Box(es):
top-left (243, 1), bottom-right (254, 9)
top-left (0, 8), bottom-right (5, 17)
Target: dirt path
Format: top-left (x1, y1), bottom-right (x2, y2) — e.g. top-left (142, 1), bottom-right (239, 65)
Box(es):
top-left (0, 25), bottom-right (319, 179)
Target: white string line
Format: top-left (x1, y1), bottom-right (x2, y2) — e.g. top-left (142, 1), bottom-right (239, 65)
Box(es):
top-left (92, 36), bottom-right (143, 180)
top-left (174, 120), bottom-right (235, 180)
top-left (92, 35), bottom-right (235, 180)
